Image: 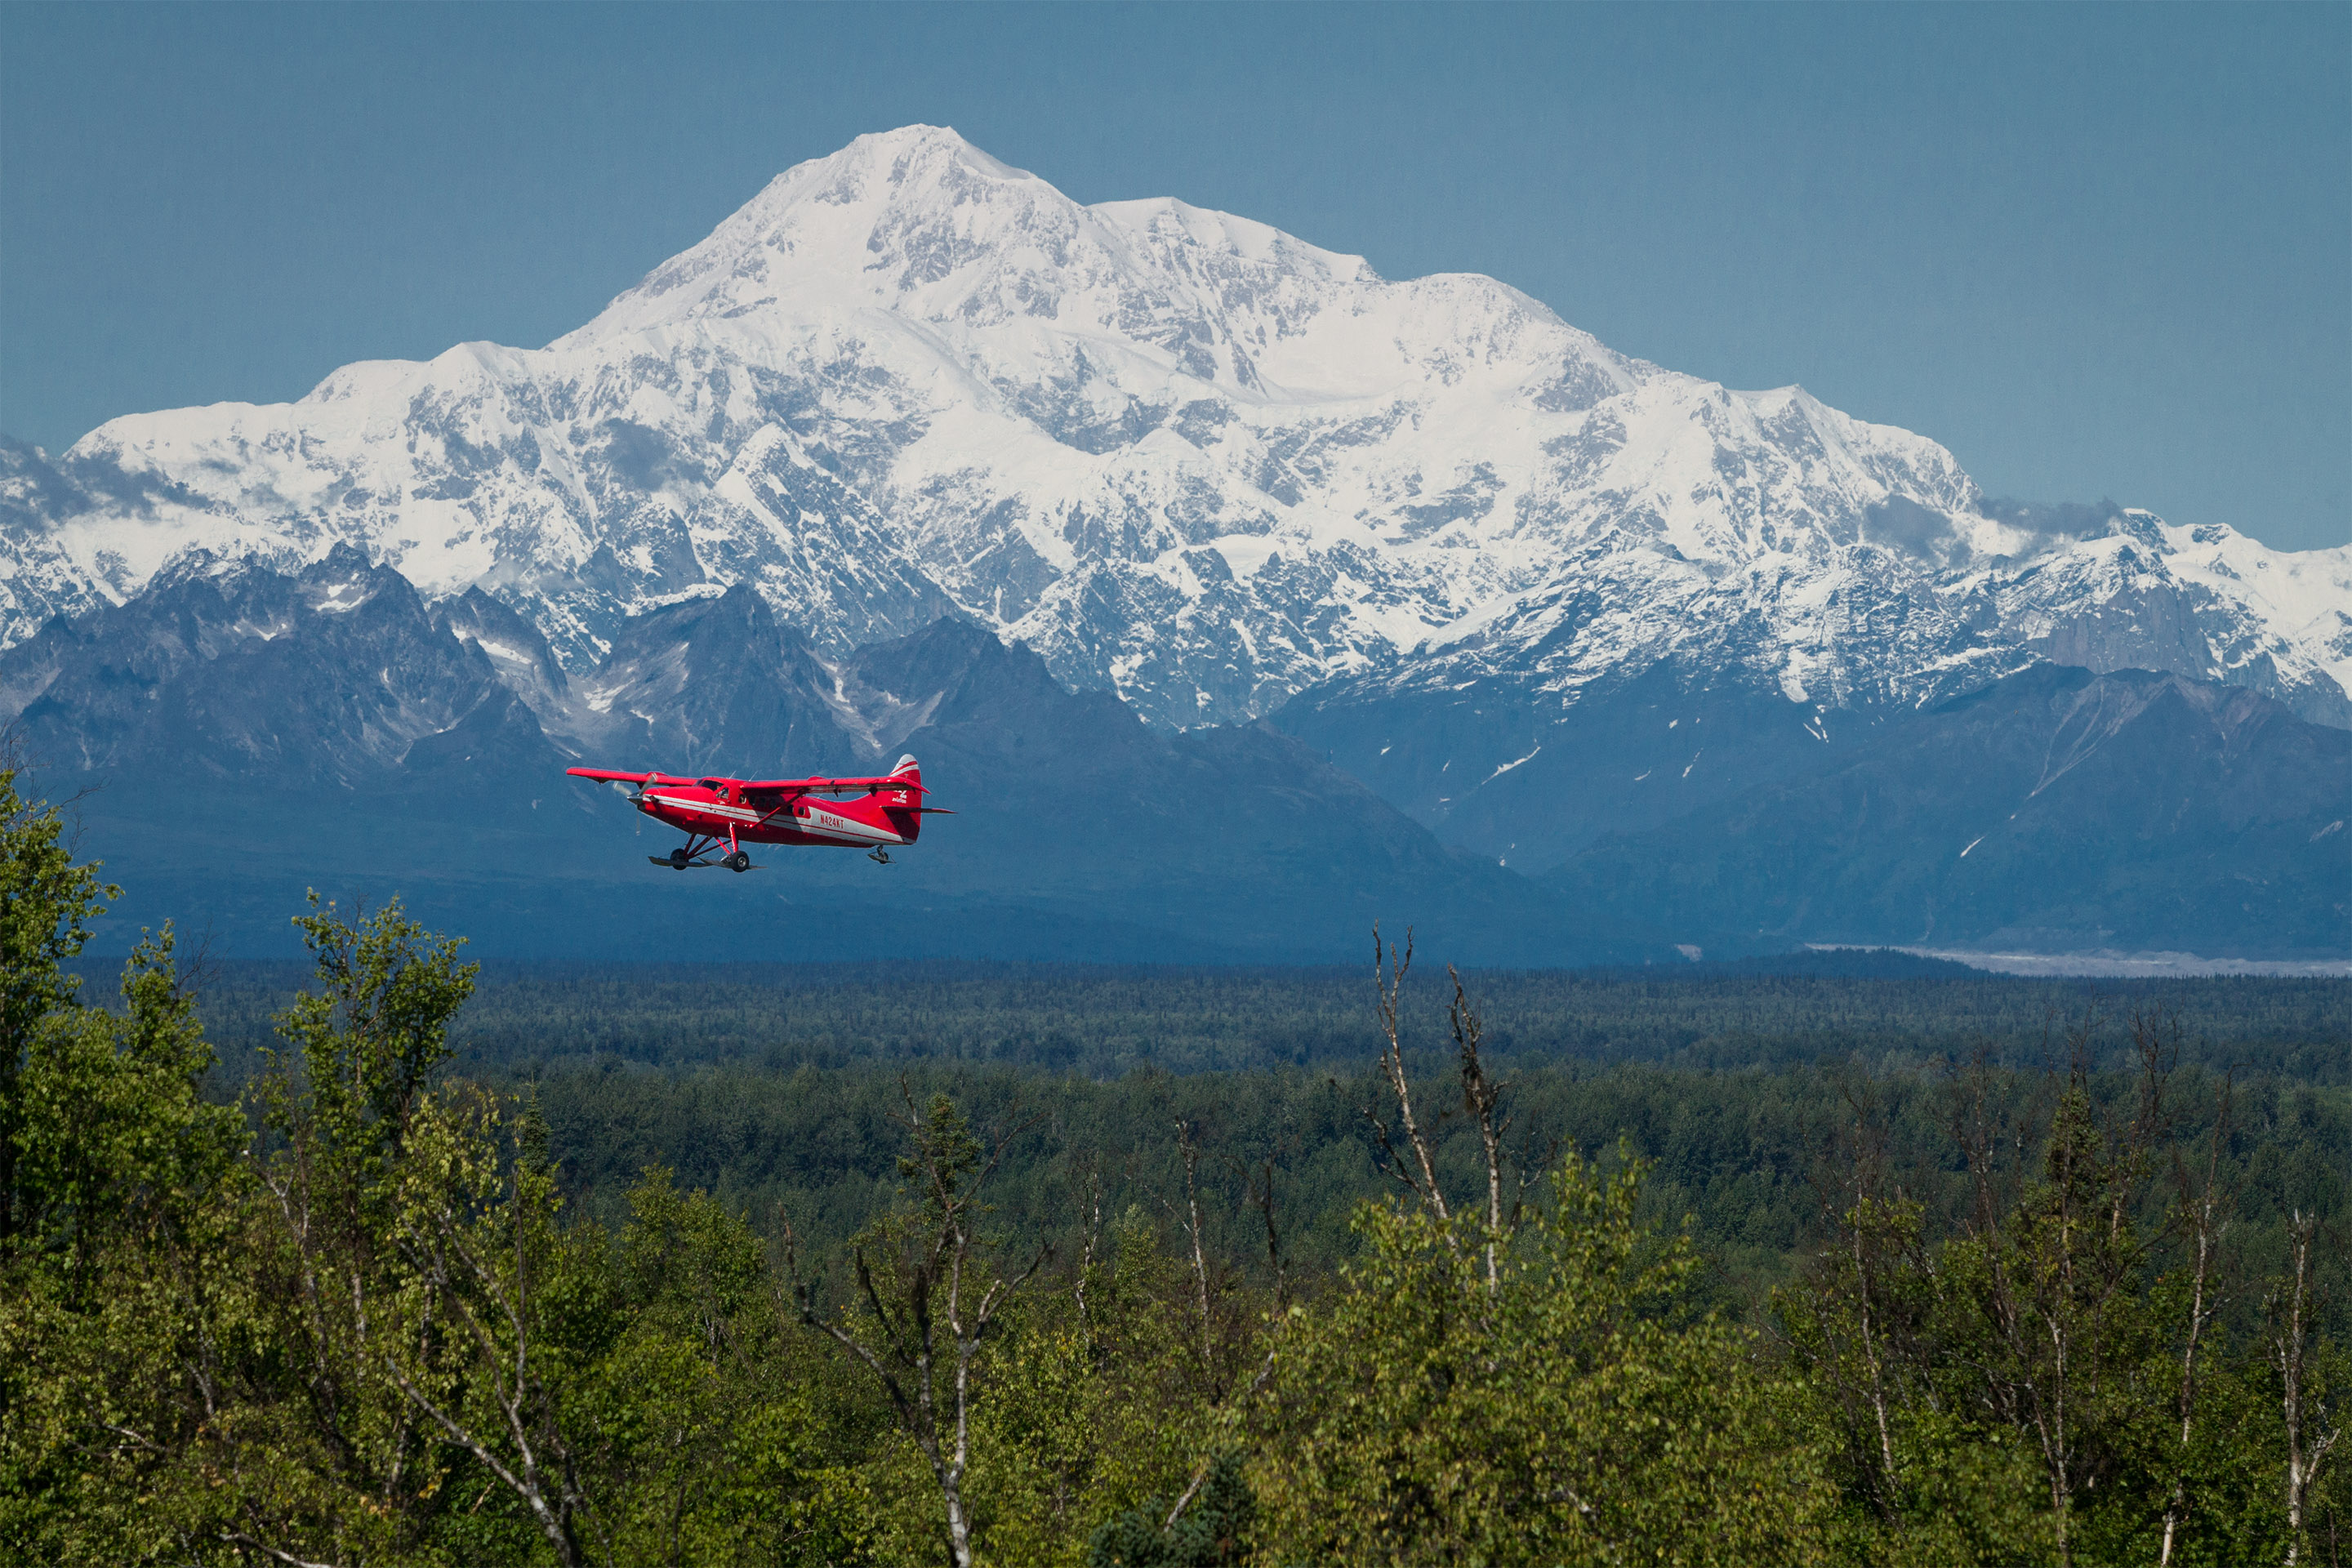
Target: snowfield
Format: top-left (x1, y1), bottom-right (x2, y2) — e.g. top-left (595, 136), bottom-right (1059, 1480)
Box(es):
top-left (3, 124), bottom-right (2345, 728)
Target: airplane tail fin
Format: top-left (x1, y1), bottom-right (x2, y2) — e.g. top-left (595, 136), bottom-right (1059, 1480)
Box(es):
top-left (884, 755), bottom-right (926, 840)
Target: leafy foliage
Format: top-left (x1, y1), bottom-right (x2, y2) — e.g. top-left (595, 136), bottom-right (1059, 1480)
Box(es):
top-left (5, 808), bottom-right (2349, 1562)
top-left (1259, 1147), bottom-right (1832, 1564)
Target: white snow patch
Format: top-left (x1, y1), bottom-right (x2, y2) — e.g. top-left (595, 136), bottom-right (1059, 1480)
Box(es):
top-left (1481, 744), bottom-right (1540, 784)
top-left (1818, 946), bottom-right (2352, 978)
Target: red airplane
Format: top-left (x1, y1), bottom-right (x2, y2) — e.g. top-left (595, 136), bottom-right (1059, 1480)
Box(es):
top-left (565, 754), bottom-right (945, 872)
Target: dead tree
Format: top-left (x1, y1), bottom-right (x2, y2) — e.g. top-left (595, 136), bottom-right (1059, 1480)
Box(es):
top-left (2273, 1210), bottom-right (2341, 1566)
top-left (788, 1084), bottom-right (1047, 1568)
top-left (2161, 1049), bottom-right (2233, 1568)
top-left (1810, 1070), bottom-right (1913, 1524)
top-left (1361, 925), bottom-right (1449, 1222)
top-left (1447, 964), bottom-right (1512, 1292)
top-left (1073, 1159), bottom-right (1104, 1352)
top-left (1172, 1116), bottom-right (1215, 1372)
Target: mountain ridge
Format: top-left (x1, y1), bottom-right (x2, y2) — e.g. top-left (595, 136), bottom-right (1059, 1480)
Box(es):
top-left (2, 124), bottom-right (2343, 736)
top-left (1, 549), bottom-right (1673, 965)
top-left (1544, 663), bottom-right (2350, 958)
top-left (4, 545), bottom-right (2339, 961)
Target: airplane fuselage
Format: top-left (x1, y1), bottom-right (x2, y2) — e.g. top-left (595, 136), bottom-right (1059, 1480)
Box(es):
top-left (633, 779), bottom-right (918, 851)
top-left (566, 758), bottom-right (935, 871)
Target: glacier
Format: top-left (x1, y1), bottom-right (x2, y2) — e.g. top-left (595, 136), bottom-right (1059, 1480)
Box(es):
top-left (2, 123), bottom-right (2345, 731)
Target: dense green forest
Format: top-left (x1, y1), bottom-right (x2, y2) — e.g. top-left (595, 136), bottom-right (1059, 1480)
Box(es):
top-left (159, 953), bottom-right (2352, 1084)
top-left (515, 1055), bottom-right (2346, 1313)
top-left (8, 765), bottom-right (2351, 1566)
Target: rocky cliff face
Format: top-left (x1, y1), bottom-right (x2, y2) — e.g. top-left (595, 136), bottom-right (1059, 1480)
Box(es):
top-left (1, 544), bottom-right (558, 789)
top-left (3, 126), bottom-right (2342, 737)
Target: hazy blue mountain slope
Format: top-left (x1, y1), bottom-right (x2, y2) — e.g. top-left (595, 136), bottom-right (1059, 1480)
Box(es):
top-left (1545, 666), bottom-right (2351, 956)
top-left (768, 617), bottom-right (1665, 964)
top-left (564, 583), bottom-right (871, 780)
top-left (3, 559), bottom-right (1661, 965)
top-left (1273, 655), bottom-right (1913, 871)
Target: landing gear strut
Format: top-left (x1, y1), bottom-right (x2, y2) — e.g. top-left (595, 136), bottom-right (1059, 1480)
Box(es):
top-left (652, 834), bottom-right (730, 871)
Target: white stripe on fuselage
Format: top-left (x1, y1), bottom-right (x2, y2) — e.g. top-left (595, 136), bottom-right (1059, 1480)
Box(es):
top-left (643, 795), bottom-right (766, 822)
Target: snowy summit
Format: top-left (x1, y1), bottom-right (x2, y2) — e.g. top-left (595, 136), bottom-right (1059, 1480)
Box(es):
top-left (2, 125), bottom-right (2345, 728)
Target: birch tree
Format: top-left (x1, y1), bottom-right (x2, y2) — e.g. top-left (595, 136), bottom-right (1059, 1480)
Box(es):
top-left (790, 1086), bottom-right (1047, 1568)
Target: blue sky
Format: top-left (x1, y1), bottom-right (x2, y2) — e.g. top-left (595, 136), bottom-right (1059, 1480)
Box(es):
top-left (2, 2), bottom-right (2345, 551)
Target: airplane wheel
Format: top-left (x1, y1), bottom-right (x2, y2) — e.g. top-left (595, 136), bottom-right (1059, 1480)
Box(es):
top-left (668, 848), bottom-right (691, 869)
top-left (727, 851), bottom-right (751, 873)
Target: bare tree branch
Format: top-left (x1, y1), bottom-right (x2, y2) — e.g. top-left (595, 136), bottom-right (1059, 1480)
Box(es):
top-left (1369, 924), bottom-right (1449, 1223)
top-left (1163, 1456), bottom-right (1214, 1530)
top-left (221, 1530), bottom-right (344, 1568)
top-left (1448, 964), bottom-right (1511, 1291)
top-left (1174, 1116), bottom-right (1214, 1370)
top-left (2161, 1060), bottom-right (2233, 1567)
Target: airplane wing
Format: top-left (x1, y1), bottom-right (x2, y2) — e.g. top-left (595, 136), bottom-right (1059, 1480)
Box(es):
top-left (566, 765), bottom-right (930, 798)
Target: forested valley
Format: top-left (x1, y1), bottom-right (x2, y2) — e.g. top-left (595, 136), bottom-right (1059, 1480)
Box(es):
top-left (5, 765), bottom-right (2349, 1566)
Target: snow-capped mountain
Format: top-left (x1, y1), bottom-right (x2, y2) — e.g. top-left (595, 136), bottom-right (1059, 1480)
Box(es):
top-left (2, 125), bottom-right (2345, 731)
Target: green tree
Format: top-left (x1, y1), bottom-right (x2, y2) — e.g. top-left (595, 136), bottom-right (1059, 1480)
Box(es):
top-left (191, 893), bottom-right (484, 1564)
top-left (1250, 938), bottom-right (1831, 1566)
top-left (1085, 1450), bottom-right (1254, 1568)
top-left (0, 764), bottom-right (119, 1243)
top-left (0, 763), bottom-right (247, 1563)
top-left (960, 1200), bottom-right (1235, 1567)
top-left (1775, 1036), bottom-right (2323, 1566)
top-left (791, 1087), bottom-right (1049, 1568)
top-left (387, 1143), bottom-right (875, 1568)
top-left (1258, 1143), bottom-right (1830, 1565)
top-left (590, 1167), bottom-right (874, 1566)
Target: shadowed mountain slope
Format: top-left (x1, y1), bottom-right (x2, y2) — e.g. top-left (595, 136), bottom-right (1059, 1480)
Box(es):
top-left (1546, 665), bottom-right (2350, 956)
top-left (1, 559), bottom-right (1663, 965)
